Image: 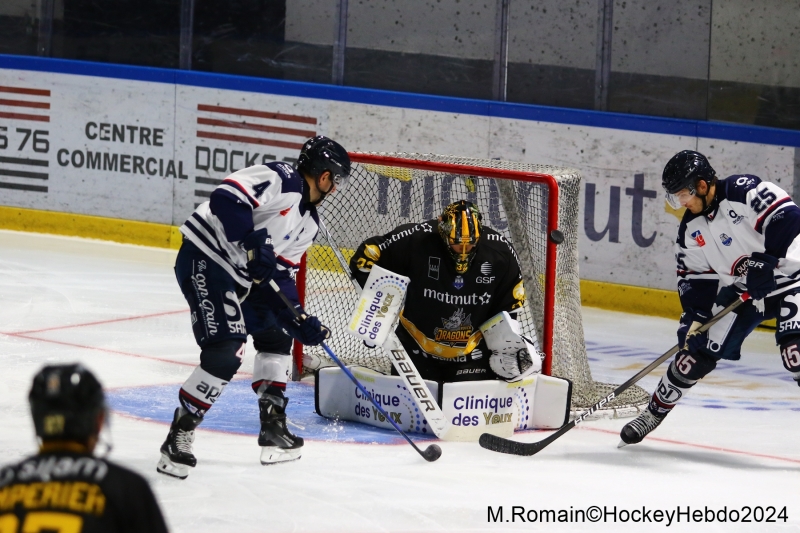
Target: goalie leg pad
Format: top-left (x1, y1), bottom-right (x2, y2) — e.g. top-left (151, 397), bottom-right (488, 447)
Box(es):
top-left (316, 367), bottom-right (441, 435)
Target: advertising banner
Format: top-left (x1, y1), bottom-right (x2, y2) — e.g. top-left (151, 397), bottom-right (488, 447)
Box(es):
top-left (1, 63), bottom-right (797, 293)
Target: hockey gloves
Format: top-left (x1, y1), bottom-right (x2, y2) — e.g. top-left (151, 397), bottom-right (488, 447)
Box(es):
top-left (241, 229), bottom-right (276, 284)
top-left (746, 252), bottom-right (778, 301)
top-left (278, 306), bottom-right (331, 346)
top-left (681, 309), bottom-right (711, 356)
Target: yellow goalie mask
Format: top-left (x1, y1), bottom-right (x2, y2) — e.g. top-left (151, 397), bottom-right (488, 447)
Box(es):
top-left (438, 200), bottom-right (482, 274)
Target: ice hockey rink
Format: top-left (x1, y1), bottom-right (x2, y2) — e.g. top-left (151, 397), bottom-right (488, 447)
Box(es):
top-left (1, 229), bottom-right (798, 533)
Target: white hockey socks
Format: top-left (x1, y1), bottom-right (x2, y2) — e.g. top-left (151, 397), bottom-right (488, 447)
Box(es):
top-left (179, 366), bottom-right (230, 417)
top-left (252, 351), bottom-right (293, 396)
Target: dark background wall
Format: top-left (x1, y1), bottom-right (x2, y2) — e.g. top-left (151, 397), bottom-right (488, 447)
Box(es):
top-left (1, 0), bottom-right (799, 130)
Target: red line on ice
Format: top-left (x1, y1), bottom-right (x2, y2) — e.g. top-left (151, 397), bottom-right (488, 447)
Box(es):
top-left (582, 426), bottom-right (800, 464)
top-left (6, 308), bottom-right (188, 335)
top-left (4, 332), bottom-right (196, 367)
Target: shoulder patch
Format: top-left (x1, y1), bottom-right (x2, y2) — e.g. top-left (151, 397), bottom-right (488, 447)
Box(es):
top-left (721, 174), bottom-right (761, 204)
top-left (267, 161), bottom-right (303, 194)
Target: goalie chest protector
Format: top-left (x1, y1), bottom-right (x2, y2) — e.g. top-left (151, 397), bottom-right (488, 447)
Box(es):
top-left (351, 221), bottom-right (525, 359)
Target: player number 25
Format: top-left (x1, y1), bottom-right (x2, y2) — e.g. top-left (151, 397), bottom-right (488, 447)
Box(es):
top-left (750, 189), bottom-right (777, 214)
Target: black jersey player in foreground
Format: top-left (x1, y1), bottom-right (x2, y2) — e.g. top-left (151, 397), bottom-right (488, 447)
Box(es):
top-left (0, 364), bottom-right (169, 533)
top-left (158, 136), bottom-right (350, 478)
top-left (619, 150), bottom-right (800, 447)
top-left (350, 200), bottom-right (536, 383)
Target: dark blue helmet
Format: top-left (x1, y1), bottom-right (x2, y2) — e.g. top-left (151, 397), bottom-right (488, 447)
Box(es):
top-left (296, 136), bottom-right (351, 186)
top-left (662, 150), bottom-right (717, 209)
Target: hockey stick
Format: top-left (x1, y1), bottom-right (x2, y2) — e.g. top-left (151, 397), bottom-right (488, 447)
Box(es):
top-left (479, 292), bottom-right (750, 456)
top-left (317, 219), bottom-right (451, 439)
top-left (267, 279), bottom-right (442, 462)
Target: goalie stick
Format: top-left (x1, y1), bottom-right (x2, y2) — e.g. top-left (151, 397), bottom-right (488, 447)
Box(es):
top-left (478, 292), bottom-right (751, 456)
top-left (268, 279), bottom-right (442, 462)
top-left (317, 218), bottom-right (452, 439)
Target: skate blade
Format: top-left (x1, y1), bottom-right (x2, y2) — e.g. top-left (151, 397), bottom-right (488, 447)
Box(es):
top-left (260, 446), bottom-right (302, 465)
top-left (617, 439), bottom-right (629, 449)
top-left (157, 453), bottom-right (191, 479)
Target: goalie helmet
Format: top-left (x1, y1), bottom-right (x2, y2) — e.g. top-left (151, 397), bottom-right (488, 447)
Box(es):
top-left (296, 136), bottom-right (351, 200)
top-left (29, 363), bottom-right (105, 442)
top-left (662, 150), bottom-right (717, 209)
top-left (438, 200), bottom-right (482, 274)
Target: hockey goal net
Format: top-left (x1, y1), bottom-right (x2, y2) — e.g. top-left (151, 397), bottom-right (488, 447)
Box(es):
top-left (296, 152), bottom-right (648, 417)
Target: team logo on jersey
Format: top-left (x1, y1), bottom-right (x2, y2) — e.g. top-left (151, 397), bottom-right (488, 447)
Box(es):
top-left (434, 308), bottom-right (473, 345)
top-left (453, 275), bottom-right (464, 289)
top-left (480, 262), bottom-right (492, 275)
top-left (690, 230), bottom-right (706, 247)
top-left (719, 233), bottom-right (733, 246)
top-left (428, 256), bottom-right (440, 280)
top-left (728, 210), bottom-right (744, 224)
top-left (423, 288), bottom-right (492, 305)
top-left (280, 205), bottom-right (293, 216)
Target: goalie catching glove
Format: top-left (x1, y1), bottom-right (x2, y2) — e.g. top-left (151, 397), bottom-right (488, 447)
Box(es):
top-left (481, 311), bottom-right (542, 382)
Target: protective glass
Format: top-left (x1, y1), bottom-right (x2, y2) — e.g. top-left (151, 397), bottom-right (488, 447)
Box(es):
top-left (665, 189), bottom-right (695, 210)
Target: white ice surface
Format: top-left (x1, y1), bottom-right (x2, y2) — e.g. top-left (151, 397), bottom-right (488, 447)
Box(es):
top-left (1, 229), bottom-right (799, 533)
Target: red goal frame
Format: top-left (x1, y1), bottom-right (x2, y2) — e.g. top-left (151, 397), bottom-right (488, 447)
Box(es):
top-left (294, 153), bottom-right (561, 377)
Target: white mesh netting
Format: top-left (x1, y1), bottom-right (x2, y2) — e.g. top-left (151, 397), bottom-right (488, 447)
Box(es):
top-left (300, 153), bottom-right (648, 417)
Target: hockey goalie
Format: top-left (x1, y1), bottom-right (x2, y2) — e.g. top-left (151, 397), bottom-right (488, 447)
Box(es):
top-left (314, 200), bottom-right (572, 440)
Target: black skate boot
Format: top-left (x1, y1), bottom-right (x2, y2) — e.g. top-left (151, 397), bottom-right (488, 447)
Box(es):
top-left (258, 394), bottom-right (303, 465)
top-left (618, 409), bottom-right (666, 447)
top-left (157, 408), bottom-right (202, 479)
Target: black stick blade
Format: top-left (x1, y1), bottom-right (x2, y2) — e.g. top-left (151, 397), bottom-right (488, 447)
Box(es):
top-left (479, 433), bottom-right (536, 456)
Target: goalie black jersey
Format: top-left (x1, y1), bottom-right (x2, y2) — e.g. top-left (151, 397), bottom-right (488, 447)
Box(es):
top-left (0, 451), bottom-right (169, 533)
top-left (351, 220), bottom-right (526, 361)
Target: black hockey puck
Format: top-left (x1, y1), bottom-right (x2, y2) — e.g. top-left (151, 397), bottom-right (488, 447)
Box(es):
top-left (549, 229), bottom-right (565, 244)
top-left (422, 444), bottom-right (442, 462)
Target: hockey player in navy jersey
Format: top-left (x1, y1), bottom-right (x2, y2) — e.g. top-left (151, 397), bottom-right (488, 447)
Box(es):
top-left (350, 200), bottom-right (537, 383)
top-left (157, 136), bottom-right (350, 478)
top-left (620, 150), bottom-right (800, 446)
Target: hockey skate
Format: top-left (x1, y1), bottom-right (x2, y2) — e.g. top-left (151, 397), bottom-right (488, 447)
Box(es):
top-left (157, 408), bottom-right (202, 479)
top-left (258, 395), bottom-right (303, 465)
top-left (618, 409), bottom-right (666, 448)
